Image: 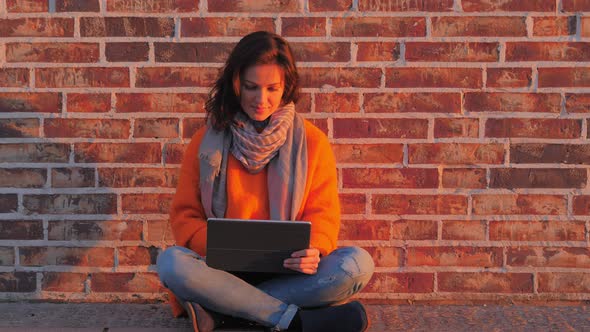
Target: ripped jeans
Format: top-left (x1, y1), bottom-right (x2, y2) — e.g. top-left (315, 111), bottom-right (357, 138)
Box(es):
top-left (156, 246), bottom-right (375, 331)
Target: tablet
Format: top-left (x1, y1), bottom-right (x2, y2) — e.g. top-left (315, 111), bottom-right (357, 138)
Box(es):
top-left (206, 218), bottom-right (311, 274)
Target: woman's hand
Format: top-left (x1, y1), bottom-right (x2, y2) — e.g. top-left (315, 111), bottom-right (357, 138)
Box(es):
top-left (283, 248), bottom-right (320, 274)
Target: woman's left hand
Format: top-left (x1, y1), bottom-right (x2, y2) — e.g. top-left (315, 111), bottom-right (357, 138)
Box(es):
top-left (283, 248), bottom-right (320, 274)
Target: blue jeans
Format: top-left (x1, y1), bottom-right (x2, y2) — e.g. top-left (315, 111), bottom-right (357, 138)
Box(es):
top-left (156, 246), bottom-right (375, 331)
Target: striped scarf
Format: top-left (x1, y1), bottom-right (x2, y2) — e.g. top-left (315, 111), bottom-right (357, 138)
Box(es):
top-left (230, 103), bottom-right (295, 173)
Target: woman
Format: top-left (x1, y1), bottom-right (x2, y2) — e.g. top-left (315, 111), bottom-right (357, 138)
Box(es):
top-left (156, 31), bottom-right (375, 332)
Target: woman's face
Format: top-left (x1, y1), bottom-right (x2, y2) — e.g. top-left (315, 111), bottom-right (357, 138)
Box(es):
top-left (239, 64), bottom-right (285, 122)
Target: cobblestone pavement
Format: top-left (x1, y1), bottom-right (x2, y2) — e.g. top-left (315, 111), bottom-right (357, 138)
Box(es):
top-left (0, 302), bottom-right (588, 331)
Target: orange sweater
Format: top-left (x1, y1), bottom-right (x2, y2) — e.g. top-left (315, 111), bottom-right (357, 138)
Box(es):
top-left (167, 119), bottom-right (341, 316)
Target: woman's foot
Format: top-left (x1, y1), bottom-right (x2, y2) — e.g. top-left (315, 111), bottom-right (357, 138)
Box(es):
top-left (185, 302), bottom-right (217, 332)
top-left (296, 301), bottom-right (370, 332)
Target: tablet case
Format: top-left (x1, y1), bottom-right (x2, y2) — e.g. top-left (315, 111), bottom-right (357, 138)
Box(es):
top-left (206, 218), bottom-right (311, 274)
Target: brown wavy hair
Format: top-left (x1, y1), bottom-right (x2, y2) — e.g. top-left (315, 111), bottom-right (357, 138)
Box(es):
top-left (205, 31), bottom-right (300, 131)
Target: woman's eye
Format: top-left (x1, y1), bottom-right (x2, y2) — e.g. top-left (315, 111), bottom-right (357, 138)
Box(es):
top-left (244, 85), bottom-right (256, 90)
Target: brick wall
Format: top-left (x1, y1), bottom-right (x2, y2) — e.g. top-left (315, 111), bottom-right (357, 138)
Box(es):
top-left (0, 0), bottom-right (589, 303)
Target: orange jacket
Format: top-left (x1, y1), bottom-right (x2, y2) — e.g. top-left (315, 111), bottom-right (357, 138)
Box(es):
top-left (167, 119), bottom-right (341, 317)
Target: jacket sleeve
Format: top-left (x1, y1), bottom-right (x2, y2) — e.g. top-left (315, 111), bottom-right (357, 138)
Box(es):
top-left (299, 127), bottom-right (341, 257)
top-left (169, 129), bottom-right (208, 256)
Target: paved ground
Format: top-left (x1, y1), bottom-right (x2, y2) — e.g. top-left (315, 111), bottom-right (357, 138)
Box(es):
top-left (0, 302), bottom-right (588, 331)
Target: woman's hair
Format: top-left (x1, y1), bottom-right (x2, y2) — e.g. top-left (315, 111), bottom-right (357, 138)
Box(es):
top-left (205, 31), bottom-right (300, 130)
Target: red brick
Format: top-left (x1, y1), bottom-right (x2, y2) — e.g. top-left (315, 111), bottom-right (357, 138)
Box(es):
top-left (533, 16), bottom-right (576, 36)
top-left (182, 118), bottom-right (207, 138)
top-left (282, 18), bottom-right (325, 37)
top-left (42, 273), bottom-right (86, 292)
top-left (74, 143), bottom-right (161, 164)
top-left (486, 68), bottom-right (532, 88)
top-left (291, 42), bottom-right (350, 62)
top-left (339, 220), bottom-right (390, 240)
top-left (122, 194), bottom-right (173, 214)
top-left (7, 0), bottom-right (49, 12)
top-left (339, 194), bottom-right (366, 214)
top-left (91, 272), bottom-right (162, 293)
top-left (20, 247), bottom-right (114, 267)
top-left (462, 0), bottom-right (555, 11)
top-left (134, 118), bottom-right (179, 138)
top-left (0, 196), bottom-right (18, 213)
top-left (431, 17), bottom-right (527, 37)
top-left (359, 0), bottom-right (454, 11)
top-left (36, 68), bottom-right (129, 88)
top-left (0, 144), bottom-right (69, 163)
top-left (506, 42), bottom-right (590, 61)
top-left (116, 93), bottom-right (206, 113)
top-left (0, 272), bottom-right (36, 292)
top-left (572, 195), bottom-right (590, 215)
top-left (365, 273), bottom-right (434, 293)
top-left (315, 93), bottom-right (359, 113)
top-left (539, 67), bottom-right (590, 87)
top-left (584, 17), bottom-right (590, 36)
top-left (67, 93), bottom-right (110, 113)
top-left (0, 18), bottom-right (74, 37)
top-left (44, 119), bottom-right (130, 139)
top-left (299, 68), bottom-right (381, 88)
top-left (155, 42), bottom-right (234, 62)
top-left (342, 168), bottom-right (438, 189)
top-left (0, 220), bottom-right (43, 240)
top-left (181, 17), bottom-right (273, 37)
top-left (566, 93), bottom-right (590, 113)
top-left (486, 119), bottom-right (581, 139)
top-left (0, 93), bottom-right (61, 113)
top-left (538, 273), bottom-right (590, 293)
top-left (473, 194), bottom-right (567, 215)
top-left (56, 0), bottom-right (99, 11)
top-left (442, 168), bottom-right (486, 188)
top-left (442, 220), bottom-right (486, 240)
top-left (106, 42), bottom-right (149, 62)
top-left (407, 247), bottom-right (503, 267)
top-left (107, 0), bottom-right (198, 12)
top-left (434, 118), bottom-right (479, 138)
top-left (0, 247), bottom-right (14, 266)
top-left (438, 272), bottom-right (533, 293)
top-left (373, 195), bottom-right (468, 215)
top-left (147, 219), bottom-right (174, 242)
top-left (409, 143), bottom-right (505, 164)
top-left (310, 0), bottom-right (351, 11)
top-left (51, 168), bottom-right (95, 188)
top-left (0, 69), bottom-right (29, 87)
top-left (366, 247), bottom-right (402, 268)
top-left (332, 144), bottom-right (403, 164)
top-left (118, 246), bottom-right (158, 266)
top-left (364, 93), bottom-right (460, 113)
top-left (490, 168), bottom-right (586, 188)
top-left (333, 118), bottom-right (428, 139)
top-left (0, 168), bottom-right (46, 188)
top-left (393, 220), bottom-right (438, 240)
top-left (80, 17), bottom-right (175, 37)
top-left (23, 194), bottom-right (117, 215)
top-left (386, 68), bottom-right (482, 88)
top-left (0, 119), bottom-right (40, 138)
top-left (136, 67), bottom-right (218, 88)
top-left (406, 42), bottom-right (499, 62)
top-left (356, 42), bottom-right (400, 61)
top-left (510, 144), bottom-right (590, 164)
top-left (332, 17), bottom-right (425, 37)
top-left (508, 247), bottom-right (590, 268)
top-left (99, 168), bottom-right (178, 188)
top-left (562, 0), bottom-right (590, 11)
top-left (489, 220), bottom-right (585, 241)
top-left (164, 143), bottom-right (188, 164)
top-left (306, 119), bottom-right (328, 135)
top-left (48, 220), bottom-right (143, 241)
top-left (207, 0), bottom-right (300, 11)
